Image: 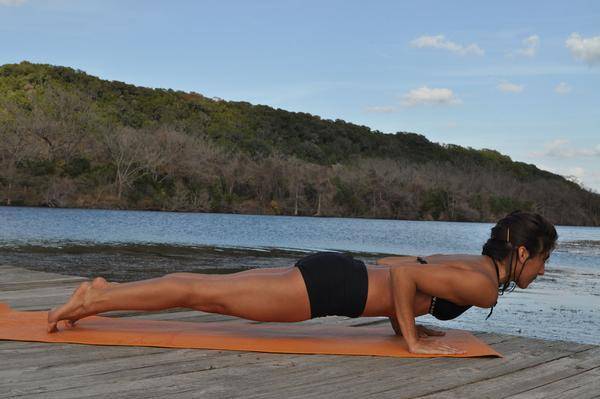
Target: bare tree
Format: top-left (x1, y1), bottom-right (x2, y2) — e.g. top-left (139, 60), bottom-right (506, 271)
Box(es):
top-left (312, 163), bottom-right (336, 216)
top-left (0, 102), bottom-right (44, 205)
top-left (25, 84), bottom-right (96, 163)
top-left (142, 127), bottom-right (196, 184)
top-left (100, 125), bottom-right (156, 200)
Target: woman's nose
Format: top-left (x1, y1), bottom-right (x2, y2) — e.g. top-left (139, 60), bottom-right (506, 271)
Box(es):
top-left (538, 265), bottom-right (545, 275)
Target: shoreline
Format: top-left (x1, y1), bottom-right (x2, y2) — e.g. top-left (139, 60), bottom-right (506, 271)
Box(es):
top-left (2, 204), bottom-right (597, 228)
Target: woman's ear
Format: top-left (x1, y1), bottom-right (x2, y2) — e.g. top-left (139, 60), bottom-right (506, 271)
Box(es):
top-left (517, 246), bottom-right (530, 263)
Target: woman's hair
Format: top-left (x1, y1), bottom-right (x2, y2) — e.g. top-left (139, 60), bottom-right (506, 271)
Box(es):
top-left (482, 210), bottom-right (558, 293)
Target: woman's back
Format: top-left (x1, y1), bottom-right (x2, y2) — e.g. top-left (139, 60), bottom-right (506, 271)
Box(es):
top-left (362, 254), bottom-right (498, 318)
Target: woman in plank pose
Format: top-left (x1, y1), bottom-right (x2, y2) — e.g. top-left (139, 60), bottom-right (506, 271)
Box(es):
top-left (47, 210), bottom-right (557, 355)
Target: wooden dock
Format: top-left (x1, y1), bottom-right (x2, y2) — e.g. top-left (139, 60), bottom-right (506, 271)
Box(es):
top-left (1, 264), bottom-right (598, 399)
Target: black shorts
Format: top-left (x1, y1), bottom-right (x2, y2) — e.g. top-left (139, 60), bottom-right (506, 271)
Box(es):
top-left (295, 251), bottom-right (368, 319)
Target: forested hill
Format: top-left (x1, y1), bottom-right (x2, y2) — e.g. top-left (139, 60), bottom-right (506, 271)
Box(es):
top-left (1, 61), bottom-right (599, 226)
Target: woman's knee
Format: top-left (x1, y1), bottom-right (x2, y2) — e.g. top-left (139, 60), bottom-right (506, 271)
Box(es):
top-left (164, 274), bottom-right (226, 313)
top-left (160, 275), bottom-right (197, 308)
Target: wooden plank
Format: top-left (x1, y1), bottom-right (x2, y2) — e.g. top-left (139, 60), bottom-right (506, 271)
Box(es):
top-left (506, 365), bottom-right (600, 399)
top-left (239, 335), bottom-right (520, 398)
top-left (0, 340), bottom-right (173, 370)
top-left (0, 341), bottom-right (58, 350)
top-left (40, 335), bottom-right (511, 399)
top-left (2, 340), bottom-right (594, 399)
top-left (412, 346), bottom-right (600, 399)
top-left (0, 327), bottom-right (511, 371)
top-left (0, 266), bottom-right (86, 311)
top-left (0, 284), bottom-right (82, 301)
top-left (0, 346), bottom-right (313, 397)
top-left (0, 331), bottom-right (564, 399)
top-left (255, 337), bottom-right (589, 399)
top-left (1, 265), bottom-right (598, 399)
top-left (0, 278), bottom-right (87, 291)
top-left (0, 321), bottom-right (450, 397)
top-left (2, 347), bottom-right (404, 399)
top-left (0, 266), bottom-right (85, 284)
top-left (0, 293), bottom-right (85, 311)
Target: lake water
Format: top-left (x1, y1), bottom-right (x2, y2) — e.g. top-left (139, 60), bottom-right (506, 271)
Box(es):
top-left (1, 206), bottom-right (598, 345)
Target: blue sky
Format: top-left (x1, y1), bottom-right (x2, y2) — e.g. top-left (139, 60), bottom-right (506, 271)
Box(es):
top-left (2, 0), bottom-right (599, 192)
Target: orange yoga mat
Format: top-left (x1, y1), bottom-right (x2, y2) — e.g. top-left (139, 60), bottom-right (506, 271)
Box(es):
top-left (0, 303), bottom-right (501, 358)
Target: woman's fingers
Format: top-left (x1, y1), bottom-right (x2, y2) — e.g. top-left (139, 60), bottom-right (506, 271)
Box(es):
top-left (47, 320), bottom-right (58, 334)
top-left (437, 343), bottom-right (464, 355)
top-left (431, 345), bottom-right (464, 355)
top-left (409, 340), bottom-right (466, 355)
top-left (415, 324), bottom-right (446, 337)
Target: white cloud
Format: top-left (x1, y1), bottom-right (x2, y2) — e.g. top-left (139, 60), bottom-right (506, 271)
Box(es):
top-left (554, 82), bottom-right (572, 94)
top-left (565, 33), bottom-right (600, 65)
top-left (364, 106), bottom-right (395, 113)
top-left (516, 35), bottom-right (540, 57)
top-left (497, 81), bottom-right (524, 93)
top-left (529, 139), bottom-right (600, 158)
top-left (569, 166), bottom-right (586, 179)
top-left (410, 35), bottom-right (484, 56)
top-left (0, 0), bottom-right (26, 5)
top-left (401, 86), bottom-right (461, 107)
top-left (562, 167), bottom-right (586, 187)
top-left (438, 64), bottom-right (599, 78)
top-left (535, 163), bottom-right (600, 193)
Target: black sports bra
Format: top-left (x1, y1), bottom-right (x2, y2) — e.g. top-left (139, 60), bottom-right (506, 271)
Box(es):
top-left (416, 257), bottom-right (472, 320)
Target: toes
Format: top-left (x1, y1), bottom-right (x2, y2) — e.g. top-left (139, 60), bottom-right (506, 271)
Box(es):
top-left (47, 311), bottom-right (58, 333)
top-left (47, 322), bottom-right (58, 334)
top-left (46, 281), bottom-right (91, 333)
top-left (47, 306), bottom-right (67, 333)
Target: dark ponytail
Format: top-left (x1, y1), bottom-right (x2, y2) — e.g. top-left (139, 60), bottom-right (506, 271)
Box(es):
top-left (482, 210), bottom-right (558, 294)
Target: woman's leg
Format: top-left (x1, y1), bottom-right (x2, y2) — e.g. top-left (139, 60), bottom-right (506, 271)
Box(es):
top-left (168, 266), bottom-right (293, 280)
top-left (47, 265), bottom-right (311, 333)
top-left (191, 266), bottom-right (310, 322)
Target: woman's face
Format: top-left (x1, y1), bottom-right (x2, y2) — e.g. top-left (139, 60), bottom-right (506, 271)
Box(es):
top-left (515, 249), bottom-right (549, 289)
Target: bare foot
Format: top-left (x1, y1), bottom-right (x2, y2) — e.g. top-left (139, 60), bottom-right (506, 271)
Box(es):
top-left (47, 277), bottom-right (110, 333)
top-left (91, 276), bottom-right (111, 289)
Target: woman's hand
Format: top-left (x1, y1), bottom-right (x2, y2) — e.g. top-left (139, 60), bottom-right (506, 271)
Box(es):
top-left (408, 338), bottom-right (466, 355)
top-left (389, 317), bottom-right (445, 338)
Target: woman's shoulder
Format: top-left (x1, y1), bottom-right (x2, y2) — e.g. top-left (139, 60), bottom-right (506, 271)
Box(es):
top-left (372, 254), bottom-right (489, 271)
top-left (374, 254), bottom-right (489, 270)
top-left (423, 254), bottom-right (496, 281)
top-left (423, 254), bottom-right (488, 265)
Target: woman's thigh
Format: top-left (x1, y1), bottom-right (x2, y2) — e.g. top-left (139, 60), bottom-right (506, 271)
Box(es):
top-left (187, 266), bottom-right (311, 322)
top-left (168, 266), bottom-right (295, 281)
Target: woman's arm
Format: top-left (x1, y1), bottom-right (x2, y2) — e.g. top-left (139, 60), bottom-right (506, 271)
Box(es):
top-left (389, 315), bottom-right (402, 335)
top-left (389, 265), bottom-right (496, 354)
top-left (389, 267), bottom-right (420, 347)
